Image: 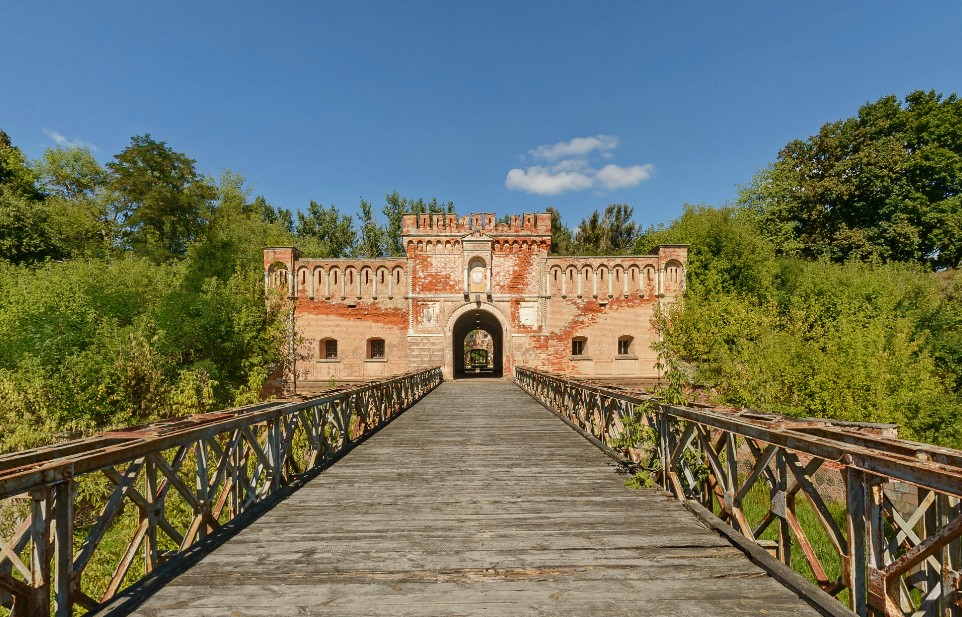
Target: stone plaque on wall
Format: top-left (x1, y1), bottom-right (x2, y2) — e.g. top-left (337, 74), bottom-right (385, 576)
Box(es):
top-left (519, 302), bottom-right (538, 327)
top-left (422, 302), bottom-right (439, 327)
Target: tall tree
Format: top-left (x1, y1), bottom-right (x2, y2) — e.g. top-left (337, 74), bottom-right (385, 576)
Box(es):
top-left (35, 146), bottom-right (117, 255)
top-left (381, 191), bottom-right (407, 257)
top-left (295, 200), bottom-right (357, 257)
top-left (356, 198), bottom-right (385, 258)
top-left (0, 130), bottom-right (61, 263)
top-left (603, 204), bottom-right (639, 253)
top-left (254, 195), bottom-right (294, 233)
top-left (0, 130), bottom-right (42, 200)
top-left (545, 207), bottom-right (573, 255)
top-left (35, 145), bottom-right (106, 201)
top-left (573, 204), bottom-right (639, 255)
top-left (107, 134), bottom-right (217, 260)
top-left (741, 90), bottom-right (962, 268)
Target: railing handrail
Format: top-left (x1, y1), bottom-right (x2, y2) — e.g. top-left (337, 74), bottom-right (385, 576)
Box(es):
top-left (515, 366), bottom-right (962, 495)
top-left (0, 367), bottom-right (443, 616)
top-left (0, 370), bottom-right (435, 500)
top-left (515, 366), bottom-right (962, 617)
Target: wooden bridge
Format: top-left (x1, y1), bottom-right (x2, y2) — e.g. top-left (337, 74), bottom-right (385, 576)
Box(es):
top-left (1, 368), bottom-right (961, 616)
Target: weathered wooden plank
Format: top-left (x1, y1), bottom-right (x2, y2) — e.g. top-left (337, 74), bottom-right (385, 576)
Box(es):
top-left (119, 381), bottom-right (823, 616)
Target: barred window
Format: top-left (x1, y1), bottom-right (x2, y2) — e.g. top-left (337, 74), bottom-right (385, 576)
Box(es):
top-left (320, 338), bottom-right (338, 359)
top-left (368, 338), bottom-right (385, 359)
top-left (571, 337), bottom-right (586, 356)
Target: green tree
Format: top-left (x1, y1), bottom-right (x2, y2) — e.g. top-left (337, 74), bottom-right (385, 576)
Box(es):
top-left (0, 129), bottom-right (42, 199)
top-left (635, 205), bottom-right (776, 298)
top-left (545, 206), bottom-right (573, 255)
top-left (741, 90), bottom-right (962, 268)
top-left (0, 131), bottom-right (61, 263)
top-left (381, 191), bottom-right (407, 256)
top-left (35, 145), bottom-right (106, 201)
top-left (255, 195), bottom-right (294, 233)
top-left (573, 204), bottom-right (639, 255)
top-left (295, 200), bottom-right (357, 257)
top-left (35, 146), bottom-right (116, 256)
top-left (356, 198), bottom-right (385, 258)
top-left (0, 187), bottom-right (61, 264)
top-left (107, 134), bottom-right (217, 260)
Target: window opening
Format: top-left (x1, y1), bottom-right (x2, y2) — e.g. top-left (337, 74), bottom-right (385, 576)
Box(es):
top-left (571, 338), bottom-right (586, 356)
top-left (322, 339), bottom-right (338, 359)
top-left (368, 338), bottom-right (385, 359)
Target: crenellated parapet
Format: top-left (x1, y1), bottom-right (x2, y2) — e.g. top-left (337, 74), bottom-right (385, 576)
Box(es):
top-left (401, 212), bottom-right (552, 236)
top-left (544, 245), bottom-right (688, 299)
top-left (266, 254), bottom-right (408, 301)
top-left (294, 258), bottom-right (407, 301)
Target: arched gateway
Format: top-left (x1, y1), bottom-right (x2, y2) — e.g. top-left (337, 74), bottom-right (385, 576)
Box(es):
top-left (450, 305), bottom-right (506, 378)
top-left (264, 211), bottom-right (687, 391)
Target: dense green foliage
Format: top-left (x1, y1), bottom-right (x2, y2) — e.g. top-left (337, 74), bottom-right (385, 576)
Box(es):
top-left (2, 88), bottom-right (961, 452)
top-left (547, 203), bottom-right (639, 255)
top-left (741, 90), bottom-right (962, 268)
top-left (0, 131), bottom-right (452, 453)
top-left (639, 205), bottom-right (962, 447)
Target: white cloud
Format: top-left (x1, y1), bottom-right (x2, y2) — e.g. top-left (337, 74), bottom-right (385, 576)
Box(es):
top-left (506, 136), bottom-right (653, 195)
top-left (595, 164), bottom-right (654, 190)
top-left (505, 166), bottom-right (593, 195)
top-left (529, 135), bottom-right (618, 161)
top-left (43, 129), bottom-right (97, 151)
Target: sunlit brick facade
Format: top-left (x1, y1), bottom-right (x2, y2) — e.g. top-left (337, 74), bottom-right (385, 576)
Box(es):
top-left (265, 212), bottom-right (686, 386)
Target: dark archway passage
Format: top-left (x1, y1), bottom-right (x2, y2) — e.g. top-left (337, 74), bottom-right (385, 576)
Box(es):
top-left (452, 308), bottom-right (504, 378)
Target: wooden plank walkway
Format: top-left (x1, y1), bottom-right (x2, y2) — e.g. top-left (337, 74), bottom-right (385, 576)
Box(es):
top-left (127, 381), bottom-right (821, 616)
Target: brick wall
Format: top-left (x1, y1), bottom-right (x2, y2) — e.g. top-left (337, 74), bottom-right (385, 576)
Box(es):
top-left (266, 214), bottom-right (687, 386)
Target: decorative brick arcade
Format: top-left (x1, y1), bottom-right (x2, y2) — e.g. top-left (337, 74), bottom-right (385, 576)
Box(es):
top-left (264, 212), bottom-right (687, 386)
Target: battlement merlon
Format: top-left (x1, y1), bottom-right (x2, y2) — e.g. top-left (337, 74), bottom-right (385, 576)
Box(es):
top-left (401, 212), bottom-right (552, 237)
top-left (264, 246), bottom-right (301, 271)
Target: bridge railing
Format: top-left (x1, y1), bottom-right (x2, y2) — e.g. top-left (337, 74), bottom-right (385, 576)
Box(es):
top-left (516, 366), bottom-right (962, 617)
top-left (0, 367), bottom-right (442, 616)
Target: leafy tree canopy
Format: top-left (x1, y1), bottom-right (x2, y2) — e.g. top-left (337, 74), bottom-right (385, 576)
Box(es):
top-left (295, 200), bottom-right (358, 258)
top-left (741, 90), bottom-right (962, 269)
top-left (107, 134), bottom-right (217, 261)
top-left (0, 130), bottom-right (42, 200)
top-left (545, 207), bottom-right (573, 255)
top-left (35, 145), bottom-right (107, 201)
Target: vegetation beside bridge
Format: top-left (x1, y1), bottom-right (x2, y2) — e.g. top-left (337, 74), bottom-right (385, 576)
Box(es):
top-left (1, 88), bottom-right (961, 451)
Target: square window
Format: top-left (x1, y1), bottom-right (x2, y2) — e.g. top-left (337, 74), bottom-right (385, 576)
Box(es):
top-left (369, 339), bottom-right (385, 359)
top-left (571, 339), bottom-right (586, 356)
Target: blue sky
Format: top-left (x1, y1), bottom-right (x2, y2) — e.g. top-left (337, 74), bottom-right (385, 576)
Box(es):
top-left (3, 2), bottom-right (961, 229)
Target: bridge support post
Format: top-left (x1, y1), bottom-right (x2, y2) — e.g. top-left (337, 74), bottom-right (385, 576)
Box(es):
top-left (775, 451), bottom-right (791, 567)
top-left (846, 467), bottom-right (868, 616)
top-left (269, 417), bottom-right (282, 492)
top-left (53, 479), bottom-right (76, 617)
top-left (657, 412), bottom-right (669, 491)
top-left (939, 494), bottom-right (962, 617)
top-left (196, 440), bottom-right (210, 541)
top-left (27, 486), bottom-right (52, 617)
top-left (145, 458), bottom-right (159, 574)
